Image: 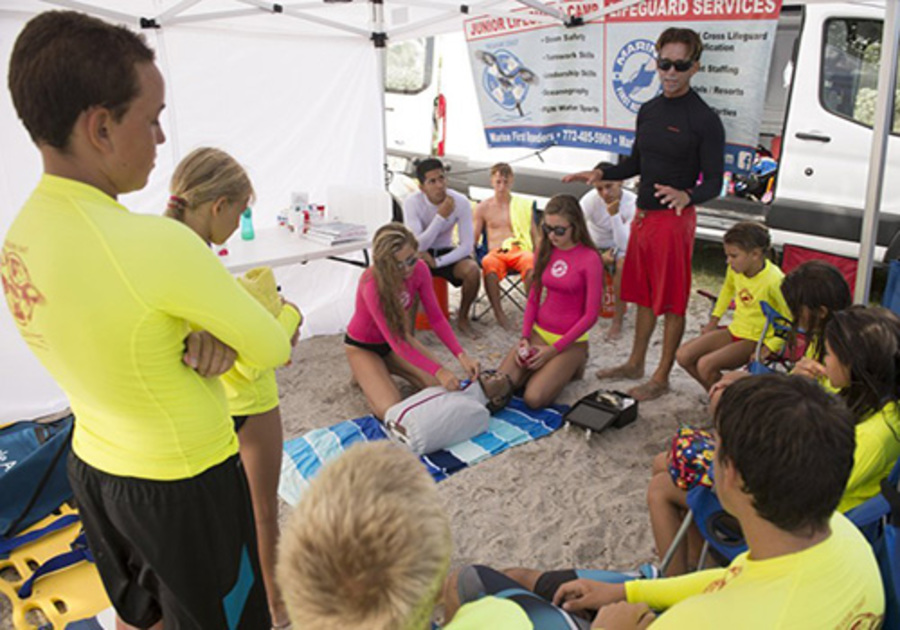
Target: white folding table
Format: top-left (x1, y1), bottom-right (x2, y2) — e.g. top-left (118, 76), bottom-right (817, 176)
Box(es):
top-left (220, 227), bottom-right (371, 273)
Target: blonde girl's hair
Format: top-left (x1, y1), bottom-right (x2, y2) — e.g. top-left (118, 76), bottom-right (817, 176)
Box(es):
top-left (165, 147), bottom-right (254, 221)
top-left (533, 194), bottom-right (598, 296)
top-left (372, 223), bottom-right (419, 338)
top-left (276, 442), bottom-right (452, 630)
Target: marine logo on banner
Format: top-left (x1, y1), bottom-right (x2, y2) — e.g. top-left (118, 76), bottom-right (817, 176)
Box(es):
top-left (612, 39), bottom-right (661, 114)
top-left (476, 49), bottom-right (538, 117)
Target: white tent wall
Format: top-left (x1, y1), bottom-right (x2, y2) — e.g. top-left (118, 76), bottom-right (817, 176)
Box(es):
top-left (0, 5), bottom-right (385, 422)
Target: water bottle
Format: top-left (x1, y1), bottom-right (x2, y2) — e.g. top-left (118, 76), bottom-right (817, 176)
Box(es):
top-left (240, 207), bottom-right (255, 240)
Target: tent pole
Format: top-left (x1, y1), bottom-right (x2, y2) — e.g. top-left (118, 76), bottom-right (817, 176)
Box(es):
top-left (373, 0), bottom-right (388, 192)
top-left (857, 0), bottom-right (900, 304)
top-left (281, 8), bottom-right (372, 36)
top-left (156, 0), bottom-right (204, 23)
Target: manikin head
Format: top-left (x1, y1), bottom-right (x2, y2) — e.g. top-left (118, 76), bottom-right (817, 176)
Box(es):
top-left (477, 369), bottom-right (515, 413)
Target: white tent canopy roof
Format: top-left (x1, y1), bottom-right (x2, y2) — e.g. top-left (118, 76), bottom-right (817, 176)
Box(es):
top-left (1, 0), bottom-right (652, 41)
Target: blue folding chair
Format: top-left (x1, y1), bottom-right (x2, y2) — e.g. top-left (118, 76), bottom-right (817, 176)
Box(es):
top-left (845, 460), bottom-right (900, 627)
top-left (746, 300), bottom-right (798, 375)
top-left (883, 259), bottom-right (900, 317)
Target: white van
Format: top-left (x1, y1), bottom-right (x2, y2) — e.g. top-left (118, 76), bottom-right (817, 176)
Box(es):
top-left (385, 3), bottom-right (900, 261)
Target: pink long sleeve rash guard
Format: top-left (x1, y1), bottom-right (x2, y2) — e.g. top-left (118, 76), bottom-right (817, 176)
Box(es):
top-left (346, 260), bottom-right (463, 375)
top-left (521, 243), bottom-right (602, 352)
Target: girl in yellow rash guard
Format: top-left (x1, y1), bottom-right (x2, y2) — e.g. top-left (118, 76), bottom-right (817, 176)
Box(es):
top-left (782, 260), bottom-right (853, 390)
top-left (821, 306), bottom-right (900, 513)
top-left (165, 148), bottom-right (301, 629)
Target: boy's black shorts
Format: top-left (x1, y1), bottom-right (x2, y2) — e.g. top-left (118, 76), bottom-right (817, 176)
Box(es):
top-left (68, 452), bottom-right (270, 629)
top-left (428, 247), bottom-right (466, 287)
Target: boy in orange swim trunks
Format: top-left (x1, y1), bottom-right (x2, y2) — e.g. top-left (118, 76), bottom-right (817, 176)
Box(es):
top-left (473, 163), bottom-right (539, 331)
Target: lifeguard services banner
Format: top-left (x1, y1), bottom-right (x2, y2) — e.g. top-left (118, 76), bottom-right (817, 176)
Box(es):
top-left (464, 0), bottom-right (782, 173)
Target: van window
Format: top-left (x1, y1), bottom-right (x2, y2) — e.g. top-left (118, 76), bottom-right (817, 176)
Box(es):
top-left (386, 38), bottom-right (434, 94)
top-left (761, 7), bottom-right (801, 138)
top-left (821, 18), bottom-right (900, 132)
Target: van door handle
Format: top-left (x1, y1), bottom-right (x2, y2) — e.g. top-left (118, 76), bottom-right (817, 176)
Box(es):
top-left (795, 132), bottom-right (831, 143)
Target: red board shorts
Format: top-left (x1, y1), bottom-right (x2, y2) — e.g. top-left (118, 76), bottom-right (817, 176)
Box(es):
top-left (621, 206), bottom-right (696, 316)
top-left (481, 245), bottom-right (534, 282)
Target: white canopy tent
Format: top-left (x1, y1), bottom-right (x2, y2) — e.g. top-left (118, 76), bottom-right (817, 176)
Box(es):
top-left (0, 0), bottom-right (630, 423)
top-left (1, 0), bottom-right (898, 424)
top-left (0, 0), bottom-right (397, 422)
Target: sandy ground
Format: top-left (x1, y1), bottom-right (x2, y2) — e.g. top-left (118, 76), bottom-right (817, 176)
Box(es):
top-left (277, 278), bottom-right (719, 576)
top-left (1, 253), bottom-right (724, 629)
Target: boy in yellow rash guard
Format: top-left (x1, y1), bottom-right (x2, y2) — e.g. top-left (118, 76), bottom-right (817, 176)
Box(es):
top-left (677, 222), bottom-right (789, 392)
top-left (6, 175), bottom-right (290, 478)
top-left (619, 512), bottom-right (880, 628)
top-left (464, 375), bottom-right (883, 629)
top-left (2, 12), bottom-right (287, 629)
top-left (277, 441), bottom-right (535, 630)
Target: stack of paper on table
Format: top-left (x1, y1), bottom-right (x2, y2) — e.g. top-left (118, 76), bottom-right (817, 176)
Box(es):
top-left (304, 221), bottom-right (367, 246)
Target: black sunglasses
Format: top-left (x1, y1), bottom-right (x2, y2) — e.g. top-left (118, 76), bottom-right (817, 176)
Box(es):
top-left (657, 57), bottom-right (694, 72)
top-left (542, 223), bottom-right (572, 237)
top-left (396, 255), bottom-right (418, 269)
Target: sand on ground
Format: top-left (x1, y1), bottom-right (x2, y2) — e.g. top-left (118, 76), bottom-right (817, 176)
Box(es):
top-left (277, 287), bottom-right (717, 575)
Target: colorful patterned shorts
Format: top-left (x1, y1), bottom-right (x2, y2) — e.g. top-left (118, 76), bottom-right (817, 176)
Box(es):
top-left (668, 426), bottom-right (715, 491)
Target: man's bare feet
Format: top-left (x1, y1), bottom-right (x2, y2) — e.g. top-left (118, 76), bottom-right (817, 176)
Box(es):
top-left (596, 363), bottom-right (644, 380)
top-left (458, 318), bottom-right (481, 339)
top-left (628, 379), bottom-right (669, 402)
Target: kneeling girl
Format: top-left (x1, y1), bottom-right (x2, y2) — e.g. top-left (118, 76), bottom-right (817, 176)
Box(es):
top-left (345, 223), bottom-right (479, 419)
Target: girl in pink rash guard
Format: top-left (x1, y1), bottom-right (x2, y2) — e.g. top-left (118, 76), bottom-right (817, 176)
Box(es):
top-left (498, 195), bottom-right (602, 409)
top-left (345, 223), bottom-right (480, 419)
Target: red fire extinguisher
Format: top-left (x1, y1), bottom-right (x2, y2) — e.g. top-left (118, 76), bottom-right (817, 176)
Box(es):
top-left (431, 57), bottom-right (446, 157)
top-left (600, 269), bottom-right (616, 319)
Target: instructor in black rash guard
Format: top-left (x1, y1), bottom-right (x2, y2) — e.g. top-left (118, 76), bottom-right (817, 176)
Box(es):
top-left (565, 27), bottom-right (724, 402)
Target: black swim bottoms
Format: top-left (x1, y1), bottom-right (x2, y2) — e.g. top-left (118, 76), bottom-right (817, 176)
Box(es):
top-left (344, 334), bottom-right (392, 358)
top-left (232, 415), bottom-right (249, 432)
top-left (68, 453), bottom-right (270, 629)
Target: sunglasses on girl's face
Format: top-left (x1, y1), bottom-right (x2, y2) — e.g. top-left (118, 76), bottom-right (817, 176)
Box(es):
top-left (542, 223), bottom-right (571, 237)
top-left (657, 58), bottom-right (694, 72)
top-left (396, 255), bottom-right (418, 270)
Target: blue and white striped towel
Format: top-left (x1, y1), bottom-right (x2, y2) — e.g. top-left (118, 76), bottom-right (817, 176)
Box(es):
top-left (278, 396), bottom-right (566, 506)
